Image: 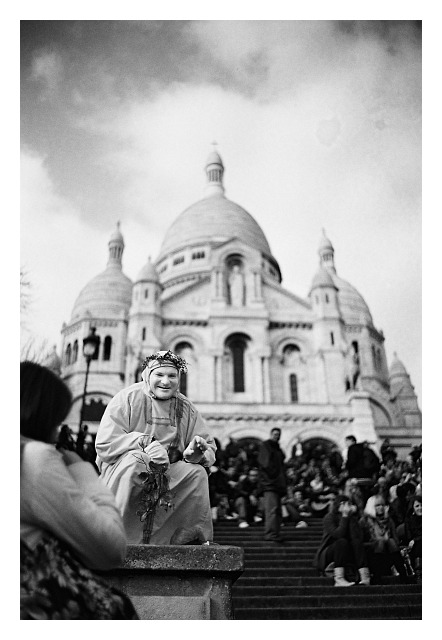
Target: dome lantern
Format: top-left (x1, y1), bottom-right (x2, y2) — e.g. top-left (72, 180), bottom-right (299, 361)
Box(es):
top-left (204, 144), bottom-right (225, 198)
top-left (318, 228), bottom-right (336, 274)
top-left (108, 221), bottom-right (125, 268)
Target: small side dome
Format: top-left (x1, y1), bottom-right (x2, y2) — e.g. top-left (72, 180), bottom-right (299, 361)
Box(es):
top-left (43, 345), bottom-right (62, 375)
top-left (389, 352), bottom-right (408, 378)
top-left (71, 224), bottom-right (133, 319)
top-left (330, 274), bottom-right (373, 325)
top-left (136, 257), bottom-right (159, 283)
top-left (310, 266), bottom-right (337, 292)
top-left (71, 269), bottom-right (133, 318)
top-left (318, 229), bottom-right (334, 253)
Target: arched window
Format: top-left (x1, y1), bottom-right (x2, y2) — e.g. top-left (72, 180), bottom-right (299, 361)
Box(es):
top-left (179, 372), bottom-right (188, 396)
top-left (175, 341), bottom-right (193, 397)
top-left (103, 335), bottom-right (112, 361)
top-left (144, 288), bottom-right (149, 299)
top-left (376, 348), bottom-right (382, 371)
top-left (65, 343), bottom-right (71, 366)
top-left (325, 293), bottom-right (329, 303)
top-left (142, 327), bottom-right (146, 341)
top-left (91, 335), bottom-right (100, 360)
top-left (330, 331), bottom-right (335, 346)
top-left (290, 374), bottom-right (298, 403)
top-left (372, 345), bottom-right (377, 369)
top-left (231, 341), bottom-right (245, 392)
top-left (226, 335), bottom-right (248, 392)
top-left (72, 340), bottom-right (78, 363)
top-left (282, 344), bottom-right (301, 366)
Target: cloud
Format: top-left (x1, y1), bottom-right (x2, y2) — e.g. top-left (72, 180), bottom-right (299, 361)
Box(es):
top-left (19, 21), bottom-right (422, 403)
top-left (31, 50), bottom-right (64, 99)
top-left (20, 150), bottom-right (106, 348)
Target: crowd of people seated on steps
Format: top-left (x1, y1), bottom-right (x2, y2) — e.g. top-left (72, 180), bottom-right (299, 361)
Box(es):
top-left (208, 434), bottom-right (422, 587)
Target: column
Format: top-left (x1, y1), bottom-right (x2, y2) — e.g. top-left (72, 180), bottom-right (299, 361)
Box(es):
top-left (262, 356), bottom-right (271, 403)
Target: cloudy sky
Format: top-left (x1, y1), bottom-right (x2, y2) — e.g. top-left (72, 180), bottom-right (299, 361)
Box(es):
top-left (20, 20), bottom-right (422, 403)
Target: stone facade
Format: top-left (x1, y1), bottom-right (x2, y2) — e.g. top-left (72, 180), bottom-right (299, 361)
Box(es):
top-left (59, 151), bottom-right (421, 458)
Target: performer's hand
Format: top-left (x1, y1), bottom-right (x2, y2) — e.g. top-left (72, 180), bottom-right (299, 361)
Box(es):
top-left (183, 436), bottom-right (208, 463)
top-left (145, 440), bottom-right (169, 466)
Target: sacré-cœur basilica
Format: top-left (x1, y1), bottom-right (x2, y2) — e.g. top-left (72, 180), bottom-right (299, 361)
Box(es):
top-left (48, 150), bottom-right (421, 458)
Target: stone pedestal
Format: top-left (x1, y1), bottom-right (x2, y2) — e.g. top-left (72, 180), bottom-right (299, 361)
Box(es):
top-left (102, 544), bottom-right (244, 620)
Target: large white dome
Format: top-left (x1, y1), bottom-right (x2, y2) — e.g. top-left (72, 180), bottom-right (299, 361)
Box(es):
top-left (158, 193), bottom-right (273, 260)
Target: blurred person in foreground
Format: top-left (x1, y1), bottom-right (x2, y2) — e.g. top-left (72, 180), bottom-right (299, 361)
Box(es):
top-left (20, 361), bottom-right (137, 619)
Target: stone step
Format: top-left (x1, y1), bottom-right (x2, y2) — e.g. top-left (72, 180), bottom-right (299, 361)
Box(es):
top-left (233, 584), bottom-right (421, 597)
top-left (244, 552), bottom-right (314, 560)
top-left (234, 604), bottom-right (422, 620)
top-left (233, 559), bottom-right (317, 568)
top-left (215, 535), bottom-right (322, 541)
top-left (214, 537), bottom-right (320, 544)
top-left (240, 567), bottom-right (320, 577)
top-left (232, 592), bottom-right (422, 608)
top-left (235, 575), bottom-right (412, 587)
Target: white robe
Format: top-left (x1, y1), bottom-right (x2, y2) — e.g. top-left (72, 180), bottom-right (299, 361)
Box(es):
top-left (95, 383), bottom-right (216, 544)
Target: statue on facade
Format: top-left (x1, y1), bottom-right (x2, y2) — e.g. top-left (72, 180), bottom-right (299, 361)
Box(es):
top-left (228, 265), bottom-right (244, 306)
top-left (347, 345), bottom-right (360, 391)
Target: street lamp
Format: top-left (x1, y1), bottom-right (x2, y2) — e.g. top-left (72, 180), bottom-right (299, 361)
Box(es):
top-left (78, 327), bottom-right (100, 431)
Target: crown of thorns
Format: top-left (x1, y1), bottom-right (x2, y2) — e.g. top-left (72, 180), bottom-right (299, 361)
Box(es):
top-left (141, 350), bottom-right (188, 373)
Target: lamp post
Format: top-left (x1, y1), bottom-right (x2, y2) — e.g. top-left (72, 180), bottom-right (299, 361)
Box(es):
top-left (78, 327), bottom-right (100, 432)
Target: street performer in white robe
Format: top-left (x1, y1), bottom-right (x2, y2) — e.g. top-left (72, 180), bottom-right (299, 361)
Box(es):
top-left (95, 350), bottom-right (216, 545)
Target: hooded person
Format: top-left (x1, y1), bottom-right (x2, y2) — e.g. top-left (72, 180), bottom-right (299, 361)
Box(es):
top-left (95, 350), bottom-right (216, 545)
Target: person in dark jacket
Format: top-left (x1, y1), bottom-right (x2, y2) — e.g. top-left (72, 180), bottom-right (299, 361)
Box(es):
top-left (345, 435), bottom-right (365, 478)
top-left (403, 495), bottom-right (422, 584)
top-left (345, 436), bottom-right (379, 502)
top-left (258, 428), bottom-right (286, 543)
top-left (314, 494), bottom-right (370, 587)
top-left (234, 467), bottom-right (263, 528)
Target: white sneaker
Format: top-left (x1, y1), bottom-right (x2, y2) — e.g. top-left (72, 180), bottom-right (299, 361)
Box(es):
top-left (295, 521), bottom-right (308, 528)
top-left (238, 521), bottom-right (250, 529)
top-left (253, 516), bottom-right (263, 523)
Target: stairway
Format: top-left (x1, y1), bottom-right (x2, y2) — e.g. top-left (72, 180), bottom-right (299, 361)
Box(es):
top-left (213, 519), bottom-right (422, 620)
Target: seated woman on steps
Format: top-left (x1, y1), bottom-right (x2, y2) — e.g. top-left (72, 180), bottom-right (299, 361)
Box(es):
top-left (359, 494), bottom-right (407, 584)
top-left (313, 495), bottom-right (370, 587)
top-left (95, 350), bottom-right (216, 545)
top-left (402, 495), bottom-right (422, 584)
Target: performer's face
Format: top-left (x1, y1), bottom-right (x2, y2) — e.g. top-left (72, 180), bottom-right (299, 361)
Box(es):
top-left (149, 365), bottom-right (179, 399)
